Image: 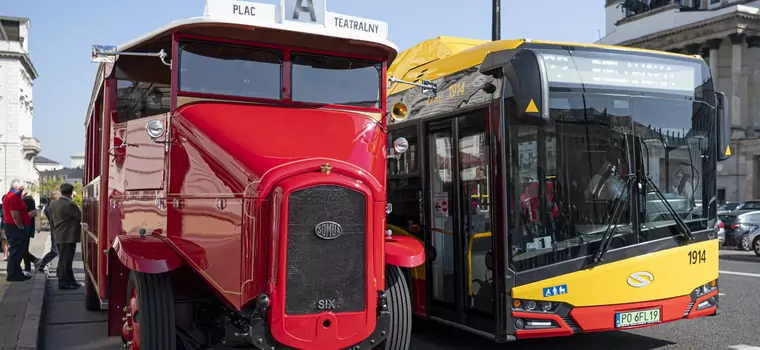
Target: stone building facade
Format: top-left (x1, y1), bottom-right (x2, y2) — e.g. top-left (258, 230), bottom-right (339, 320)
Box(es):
top-left (600, 0), bottom-right (760, 202)
top-left (0, 16), bottom-right (40, 189)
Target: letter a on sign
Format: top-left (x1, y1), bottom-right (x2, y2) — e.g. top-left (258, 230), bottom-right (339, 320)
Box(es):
top-left (284, 0), bottom-right (325, 25)
top-left (525, 99), bottom-right (539, 113)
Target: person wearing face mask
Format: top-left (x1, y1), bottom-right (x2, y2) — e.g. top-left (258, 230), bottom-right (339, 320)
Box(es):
top-left (2, 180), bottom-right (32, 282)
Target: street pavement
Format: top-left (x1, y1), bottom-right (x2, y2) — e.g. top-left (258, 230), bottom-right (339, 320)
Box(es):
top-left (411, 249), bottom-right (760, 350)
top-left (0, 232), bottom-right (48, 350)
top-left (40, 247), bottom-right (759, 350)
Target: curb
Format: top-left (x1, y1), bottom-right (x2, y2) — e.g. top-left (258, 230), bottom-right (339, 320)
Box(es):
top-left (16, 269), bottom-right (48, 349)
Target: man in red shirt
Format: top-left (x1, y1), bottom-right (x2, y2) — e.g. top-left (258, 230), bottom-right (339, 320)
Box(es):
top-left (3, 180), bottom-right (32, 282)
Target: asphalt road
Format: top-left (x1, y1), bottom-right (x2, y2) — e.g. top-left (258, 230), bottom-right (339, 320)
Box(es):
top-left (410, 249), bottom-right (760, 350)
top-left (40, 248), bottom-right (759, 350)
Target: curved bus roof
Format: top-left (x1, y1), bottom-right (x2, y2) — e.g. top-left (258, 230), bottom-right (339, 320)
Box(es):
top-left (387, 36), bottom-right (703, 97)
top-left (85, 0), bottom-right (397, 126)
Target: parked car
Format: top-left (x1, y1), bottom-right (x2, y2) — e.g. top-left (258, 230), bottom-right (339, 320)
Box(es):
top-left (726, 211), bottom-right (760, 251)
top-left (718, 202), bottom-right (740, 212)
top-left (749, 226), bottom-right (760, 256)
top-left (718, 213), bottom-right (740, 246)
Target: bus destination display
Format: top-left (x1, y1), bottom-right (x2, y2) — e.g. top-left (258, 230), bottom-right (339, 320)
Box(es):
top-left (539, 52), bottom-right (698, 92)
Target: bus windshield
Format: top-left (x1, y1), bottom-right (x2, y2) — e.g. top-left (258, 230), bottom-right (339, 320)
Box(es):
top-left (291, 53), bottom-right (382, 108)
top-left (178, 41), bottom-right (382, 109)
top-left (509, 85), bottom-right (715, 271)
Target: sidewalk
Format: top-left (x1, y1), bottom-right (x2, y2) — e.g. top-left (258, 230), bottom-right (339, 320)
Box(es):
top-left (40, 243), bottom-right (121, 350)
top-left (0, 232), bottom-right (49, 350)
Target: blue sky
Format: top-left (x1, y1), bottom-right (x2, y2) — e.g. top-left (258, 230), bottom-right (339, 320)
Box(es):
top-left (2, 0), bottom-right (603, 165)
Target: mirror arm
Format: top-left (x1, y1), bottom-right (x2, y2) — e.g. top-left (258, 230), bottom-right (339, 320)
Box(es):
top-left (93, 47), bottom-right (172, 68)
top-left (388, 76), bottom-right (437, 96)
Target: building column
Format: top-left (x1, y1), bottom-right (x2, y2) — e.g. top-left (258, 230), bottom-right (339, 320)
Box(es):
top-left (705, 39), bottom-right (722, 87)
top-left (747, 36), bottom-right (760, 129)
top-left (729, 33), bottom-right (745, 129)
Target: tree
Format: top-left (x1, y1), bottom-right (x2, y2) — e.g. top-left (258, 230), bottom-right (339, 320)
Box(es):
top-left (28, 177), bottom-right (84, 206)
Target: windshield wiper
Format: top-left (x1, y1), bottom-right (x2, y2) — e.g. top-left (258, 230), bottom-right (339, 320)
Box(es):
top-left (642, 175), bottom-right (694, 241)
top-left (592, 174), bottom-right (635, 265)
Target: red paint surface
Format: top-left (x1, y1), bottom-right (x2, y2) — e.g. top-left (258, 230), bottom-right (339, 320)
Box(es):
top-left (568, 295), bottom-right (692, 333)
top-left (685, 290), bottom-right (719, 319)
top-left (385, 236), bottom-right (425, 268)
top-left (515, 292), bottom-right (718, 339)
top-left (112, 235), bottom-right (184, 274)
top-left (411, 278), bottom-right (427, 317)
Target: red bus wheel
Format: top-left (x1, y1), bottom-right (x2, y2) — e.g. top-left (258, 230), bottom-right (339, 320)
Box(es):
top-left (123, 271), bottom-right (176, 350)
top-left (379, 265), bottom-right (412, 350)
top-left (84, 273), bottom-right (100, 311)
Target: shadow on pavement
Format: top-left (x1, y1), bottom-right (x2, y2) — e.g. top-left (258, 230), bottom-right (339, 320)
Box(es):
top-left (719, 254), bottom-right (759, 263)
top-left (410, 319), bottom-right (677, 350)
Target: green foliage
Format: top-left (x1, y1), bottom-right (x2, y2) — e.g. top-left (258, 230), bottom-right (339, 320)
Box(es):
top-left (28, 177), bottom-right (83, 207)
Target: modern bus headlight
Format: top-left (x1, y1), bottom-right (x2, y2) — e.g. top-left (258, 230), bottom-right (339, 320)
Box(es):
top-left (512, 299), bottom-right (557, 313)
top-left (694, 279), bottom-right (718, 297)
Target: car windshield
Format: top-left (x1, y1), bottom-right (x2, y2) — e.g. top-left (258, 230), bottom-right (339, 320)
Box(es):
top-left (719, 203), bottom-right (739, 211)
top-left (736, 202), bottom-right (760, 210)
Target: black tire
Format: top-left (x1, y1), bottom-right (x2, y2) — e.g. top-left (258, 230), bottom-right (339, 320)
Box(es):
top-left (84, 273), bottom-right (100, 311)
top-left (739, 234), bottom-right (751, 251)
top-left (125, 271), bottom-right (176, 350)
top-left (753, 237), bottom-right (760, 257)
top-left (381, 265), bottom-right (412, 350)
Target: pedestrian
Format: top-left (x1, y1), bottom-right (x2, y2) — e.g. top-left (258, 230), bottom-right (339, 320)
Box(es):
top-left (0, 199), bottom-right (7, 261)
top-left (49, 183), bottom-right (81, 290)
top-left (37, 191), bottom-right (60, 272)
top-left (2, 180), bottom-right (32, 282)
top-left (21, 192), bottom-right (41, 276)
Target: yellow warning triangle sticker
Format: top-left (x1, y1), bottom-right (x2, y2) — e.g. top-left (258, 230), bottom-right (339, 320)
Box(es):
top-left (525, 99), bottom-right (539, 113)
top-left (724, 145), bottom-right (732, 156)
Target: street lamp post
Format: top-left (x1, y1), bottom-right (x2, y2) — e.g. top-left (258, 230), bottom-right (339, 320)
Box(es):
top-left (492, 0), bottom-right (500, 41)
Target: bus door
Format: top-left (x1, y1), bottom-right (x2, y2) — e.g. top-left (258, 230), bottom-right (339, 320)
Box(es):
top-left (425, 109), bottom-right (494, 333)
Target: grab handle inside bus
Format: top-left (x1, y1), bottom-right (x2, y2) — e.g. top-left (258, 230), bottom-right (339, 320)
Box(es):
top-left (715, 92), bottom-right (731, 161)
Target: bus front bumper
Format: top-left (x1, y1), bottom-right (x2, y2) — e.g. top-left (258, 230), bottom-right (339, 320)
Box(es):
top-left (512, 283), bottom-right (719, 339)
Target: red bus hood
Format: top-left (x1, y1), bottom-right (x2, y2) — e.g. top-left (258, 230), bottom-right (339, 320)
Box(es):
top-left (171, 102), bottom-right (386, 195)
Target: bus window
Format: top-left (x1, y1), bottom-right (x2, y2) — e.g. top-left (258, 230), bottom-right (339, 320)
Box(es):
top-left (115, 80), bottom-right (170, 123)
top-left (178, 41), bottom-right (283, 100)
top-left (291, 52), bottom-right (381, 108)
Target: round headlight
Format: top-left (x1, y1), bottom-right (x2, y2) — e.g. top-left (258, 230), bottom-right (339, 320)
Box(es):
top-left (145, 119), bottom-right (165, 139)
top-left (393, 137), bottom-right (409, 154)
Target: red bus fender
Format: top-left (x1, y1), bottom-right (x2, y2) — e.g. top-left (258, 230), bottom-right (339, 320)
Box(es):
top-left (385, 235), bottom-right (425, 268)
top-left (111, 234), bottom-right (184, 274)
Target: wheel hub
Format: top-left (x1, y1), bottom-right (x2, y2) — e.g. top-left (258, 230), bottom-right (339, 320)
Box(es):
top-left (121, 289), bottom-right (141, 349)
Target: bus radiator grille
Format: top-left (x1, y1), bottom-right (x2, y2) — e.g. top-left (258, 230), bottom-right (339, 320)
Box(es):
top-left (285, 185), bottom-right (367, 315)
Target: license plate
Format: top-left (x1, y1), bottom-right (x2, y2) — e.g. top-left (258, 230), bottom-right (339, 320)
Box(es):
top-left (615, 308), bottom-right (661, 328)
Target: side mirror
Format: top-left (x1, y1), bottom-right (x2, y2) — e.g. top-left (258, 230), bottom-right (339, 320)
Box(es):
top-left (387, 76), bottom-right (438, 97)
top-left (146, 119), bottom-right (166, 140)
top-left (716, 92), bottom-right (732, 161)
top-left (91, 45), bottom-right (118, 63)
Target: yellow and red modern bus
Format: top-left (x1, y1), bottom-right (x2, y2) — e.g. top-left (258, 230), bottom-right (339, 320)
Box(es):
top-left (384, 36), bottom-right (731, 341)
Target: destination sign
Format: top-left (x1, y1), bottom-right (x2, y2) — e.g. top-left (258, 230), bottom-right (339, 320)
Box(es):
top-left (203, 0), bottom-right (389, 40)
top-left (538, 51), bottom-right (699, 92)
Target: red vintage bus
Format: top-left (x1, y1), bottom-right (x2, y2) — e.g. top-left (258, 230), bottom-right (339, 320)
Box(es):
top-left (81, 1), bottom-right (425, 349)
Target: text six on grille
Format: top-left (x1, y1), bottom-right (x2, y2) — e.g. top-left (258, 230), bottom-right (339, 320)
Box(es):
top-left (314, 221), bottom-right (343, 240)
